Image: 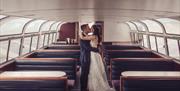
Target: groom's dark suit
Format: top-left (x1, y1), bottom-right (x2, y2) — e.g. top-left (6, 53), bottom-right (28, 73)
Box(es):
top-left (80, 39), bottom-right (98, 91)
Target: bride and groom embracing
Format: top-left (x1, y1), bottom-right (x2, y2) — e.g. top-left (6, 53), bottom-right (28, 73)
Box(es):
top-left (79, 24), bottom-right (115, 91)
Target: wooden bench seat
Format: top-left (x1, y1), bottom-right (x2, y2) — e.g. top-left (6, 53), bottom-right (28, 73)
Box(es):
top-left (120, 71), bottom-right (180, 91)
top-left (0, 71), bottom-right (67, 91)
top-left (110, 58), bottom-right (180, 91)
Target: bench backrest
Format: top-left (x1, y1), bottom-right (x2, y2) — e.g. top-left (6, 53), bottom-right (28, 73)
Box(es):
top-left (121, 77), bottom-right (180, 91)
top-left (0, 77), bottom-right (68, 91)
top-left (15, 58), bottom-right (77, 80)
top-left (111, 58), bottom-right (177, 80)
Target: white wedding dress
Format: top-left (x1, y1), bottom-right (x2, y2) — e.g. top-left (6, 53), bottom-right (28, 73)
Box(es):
top-left (88, 37), bottom-right (115, 91)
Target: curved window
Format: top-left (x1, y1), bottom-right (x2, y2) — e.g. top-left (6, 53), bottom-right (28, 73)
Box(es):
top-left (126, 22), bottom-right (137, 31)
top-left (133, 22), bottom-right (146, 31)
top-left (157, 18), bottom-right (180, 35)
top-left (0, 17), bottom-right (31, 36)
top-left (142, 20), bottom-right (163, 33)
top-left (0, 15), bottom-right (6, 19)
top-left (25, 20), bottom-right (46, 33)
top-left (40, 21), bottom-right (55, 32)
top-left (51, 22), bottom-right (61, 31)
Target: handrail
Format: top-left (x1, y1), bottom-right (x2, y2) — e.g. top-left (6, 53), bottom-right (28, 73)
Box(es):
top-left (130, 31), bottom-right (180, 39)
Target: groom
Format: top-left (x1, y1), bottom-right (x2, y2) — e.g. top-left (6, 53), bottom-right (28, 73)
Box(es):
top-left (80, 24), bottom-right (99, 91)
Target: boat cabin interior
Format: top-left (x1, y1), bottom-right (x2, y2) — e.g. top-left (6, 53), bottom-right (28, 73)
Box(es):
top-left (0, 0), bottom-right (180, 91)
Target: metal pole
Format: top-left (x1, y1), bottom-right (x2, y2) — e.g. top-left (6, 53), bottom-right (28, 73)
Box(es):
top-left (29, 36), bottom-right (33, 52)
top-left (6, 40), bottom-right (11, 61)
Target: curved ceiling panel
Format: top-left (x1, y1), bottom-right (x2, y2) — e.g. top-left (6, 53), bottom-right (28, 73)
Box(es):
top-left (0, 0), bottom-right (179, 22)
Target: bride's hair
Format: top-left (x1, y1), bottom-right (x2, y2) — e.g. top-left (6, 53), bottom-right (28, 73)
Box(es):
top-left (92, 25), bottom-right (101, 46)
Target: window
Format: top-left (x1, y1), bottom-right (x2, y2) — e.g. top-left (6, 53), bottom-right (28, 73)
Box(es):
top-left (143, 35), bottom-right (148, 48)
top-left (133, 22), bottom-right (146, 31)
top-left (39, 34), bottom-right (45, 48)
top-left (142, 20), bottom-right (163, 33)
top-left (156, 37), bottom-right (166, 54)
top-left (53, 33), bottom-right (57, 43)
top-left (157, 18), bottom-right (180, 35)
top-left (150, 36), bottom-right (157, 51)
top-left (40, 21), bottom-right (55, 32)
top-left (44, 34), bottom-right (49, 46)
top-left (9, 39), bottom-right (21, 60)
top-left (31, 36), bottom-right (38, 51)
top-left (51, 22), bottom-right (61, 31)
top-left (0, 17), bottom-right (31, 36)
top-left (138, 34), bottom-right (143, 46)
top-left (25, 20), bottom-right (46, 33)
top-left (0, 41), bottom-right (8, 63)
top-left (126, 22), bottom-right (137, 31)
top-left (167, 39), bottom-right (180, 59)
top-left (48, 34), bottom-right (53, 44)
top-left (22, 37), bottom-right (31, 54)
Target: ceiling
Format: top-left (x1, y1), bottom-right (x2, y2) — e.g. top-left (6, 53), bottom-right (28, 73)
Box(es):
top-left (0, 0), bottom-right (180, 22)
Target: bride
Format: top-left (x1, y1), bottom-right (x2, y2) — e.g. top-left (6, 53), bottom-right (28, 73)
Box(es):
top-left (80, 25), bottom-right (115, 91)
